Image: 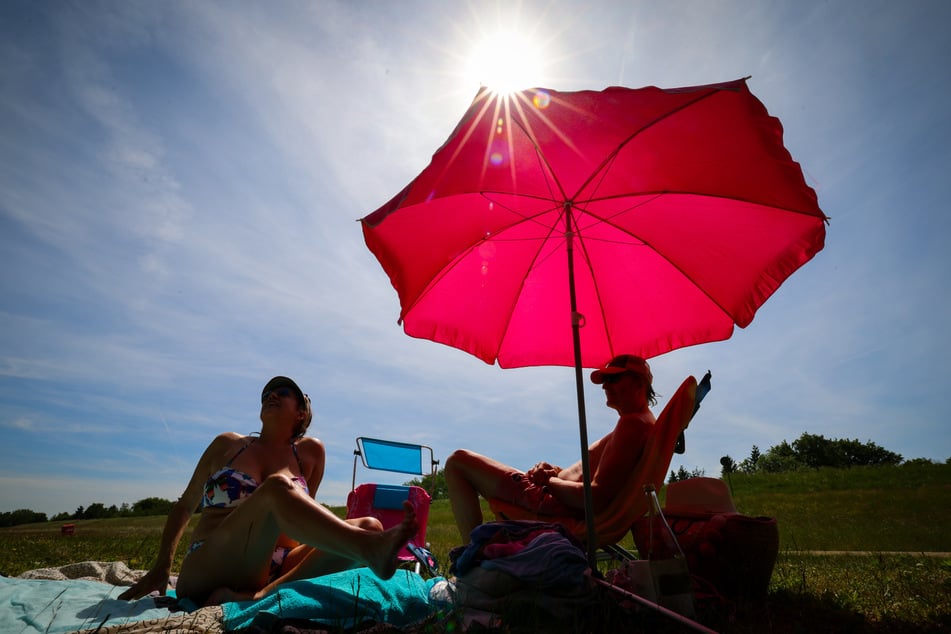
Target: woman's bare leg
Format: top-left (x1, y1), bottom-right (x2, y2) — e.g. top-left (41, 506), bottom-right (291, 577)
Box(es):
top-left (251, 517), bottom-right (385, 599)
top-left (444, 449), bottom-right (521, 542)
top-left (177, 475), bottom-right (416, 603)
top-left (204, 517), bottom-right (387, 604)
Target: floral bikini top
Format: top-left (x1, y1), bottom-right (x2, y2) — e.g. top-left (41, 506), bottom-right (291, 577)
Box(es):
top-left (202, 437), bottom-right (309, 509)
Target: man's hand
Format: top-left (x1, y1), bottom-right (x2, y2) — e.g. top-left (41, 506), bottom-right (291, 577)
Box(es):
top-left (117, 567), bottom-right (170, 601)
top-left (516, 479), bottom-right (576, 516)
top-left (526, 462), bottom-right (560, 486)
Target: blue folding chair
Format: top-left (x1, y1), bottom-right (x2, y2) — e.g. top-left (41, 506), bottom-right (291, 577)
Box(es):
top-left (346, 437), bottom-right (439, 575)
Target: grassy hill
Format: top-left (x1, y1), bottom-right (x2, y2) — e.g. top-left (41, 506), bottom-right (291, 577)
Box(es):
top-left (722, 461), bottom-right (950, 552)
top-left (2, 462), bottom-right (949, 631)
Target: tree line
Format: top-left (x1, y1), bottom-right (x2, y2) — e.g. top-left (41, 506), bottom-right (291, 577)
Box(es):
top-left (4, 432), bottom-right (942, 527)
top-left (720, 431), bottom-right (910, 475)
top-left (407, 432), bottom-right (937, 491)
top-left (0, 497), bottom-right (174, 528)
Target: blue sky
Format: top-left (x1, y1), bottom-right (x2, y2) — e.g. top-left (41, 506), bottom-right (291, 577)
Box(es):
top-left (1, 1), bottom-right (949, 518)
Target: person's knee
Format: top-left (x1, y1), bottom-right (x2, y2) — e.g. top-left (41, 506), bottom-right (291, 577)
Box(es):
top-left (446, 449), bottom-right (477, 472)
top-left (351, 516), bottom-right (384, 532)
top-left (259, 472), bottom-right (299, 496)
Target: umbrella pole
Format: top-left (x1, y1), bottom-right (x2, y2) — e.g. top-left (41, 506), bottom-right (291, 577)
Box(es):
top-left (565, 206), bottom-right (598, 567)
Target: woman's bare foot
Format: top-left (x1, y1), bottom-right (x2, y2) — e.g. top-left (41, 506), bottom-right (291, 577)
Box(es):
top-left (366, 501), bottom-right (418, 580)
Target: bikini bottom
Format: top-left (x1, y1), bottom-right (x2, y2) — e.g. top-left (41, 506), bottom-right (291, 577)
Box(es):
top-left (186, 539), bottom-right (294, 582)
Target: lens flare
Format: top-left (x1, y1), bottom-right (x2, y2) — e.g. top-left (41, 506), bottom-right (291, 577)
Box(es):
top-left (488, 138), bottom-right (509, 167)
top-left (532, 90), bottom-right (551, 109)
top-left (466, 30), bottom-right (543, 94)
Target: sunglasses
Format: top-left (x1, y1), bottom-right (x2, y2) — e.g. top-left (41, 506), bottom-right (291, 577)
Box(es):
top-left (261, 386), bottom-right (296, 402)
top-left (601, 372), bottom-right (631, 384)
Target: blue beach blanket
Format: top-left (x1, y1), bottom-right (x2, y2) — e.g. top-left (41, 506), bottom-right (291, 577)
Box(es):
top-left (0, 576), bottom-right (178, 633)
top-left (2, 565), bottom-right (441, 633)
top-left (222, 567), bottom-right (442, 630)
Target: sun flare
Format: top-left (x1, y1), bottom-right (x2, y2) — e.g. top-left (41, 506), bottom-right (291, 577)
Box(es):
top-left (465, 30), bottom-right (544, 95)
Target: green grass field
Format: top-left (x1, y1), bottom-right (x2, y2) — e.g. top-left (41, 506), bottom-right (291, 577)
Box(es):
top-left (2, 463), bottom-right (949, 632)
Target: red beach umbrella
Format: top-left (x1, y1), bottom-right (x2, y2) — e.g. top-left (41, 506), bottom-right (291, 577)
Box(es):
top-left (361, 78), bottom-right (827, 561)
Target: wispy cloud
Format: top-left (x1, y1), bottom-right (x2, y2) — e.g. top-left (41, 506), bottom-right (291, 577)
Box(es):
top-left (1, 1), bottom-right (949, 518)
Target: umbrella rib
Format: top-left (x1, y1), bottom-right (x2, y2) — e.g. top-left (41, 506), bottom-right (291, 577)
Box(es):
top-left (420, 89), bottom-right (515, 199)
top-left (397, 196), bottom-right (565, 331)
top-left (492, 204), bottom-right (568, 363)
top-left (572, 87), bottom-right (730, 202)
top-left (480, 190), bottom-right (564, 228)
top-left (506, 91), bottom-right (574, 202)
top-left (571, 196), bottom-right (744, 330)
top-left (507, 85), bottom-right (808, 222)
top-left (476, 193), bottom-right (575, 283)
top-left (576, 190), bottom-right (827, 222)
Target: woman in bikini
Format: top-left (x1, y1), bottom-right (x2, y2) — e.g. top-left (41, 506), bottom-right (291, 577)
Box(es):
top-left (119, 376), bottom-right (417, 606)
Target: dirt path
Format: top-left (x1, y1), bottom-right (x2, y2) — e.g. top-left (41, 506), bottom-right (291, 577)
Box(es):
top-left (789, 550), bottom-right (951, 557)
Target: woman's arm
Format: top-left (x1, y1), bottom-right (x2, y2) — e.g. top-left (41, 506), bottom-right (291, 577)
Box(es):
top-left (117, 497), bottom-right (194, 600)
top-left (118, 433), bottom-right (235, 600)
top-left (300, 436), bottom-right (326, 498)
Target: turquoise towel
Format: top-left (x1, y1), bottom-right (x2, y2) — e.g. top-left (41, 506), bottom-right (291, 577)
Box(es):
top-left (222, 567), bottom-right (441, 630)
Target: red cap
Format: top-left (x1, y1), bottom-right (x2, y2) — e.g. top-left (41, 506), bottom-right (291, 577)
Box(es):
top-left (590, 354), bottom-right (653, 385)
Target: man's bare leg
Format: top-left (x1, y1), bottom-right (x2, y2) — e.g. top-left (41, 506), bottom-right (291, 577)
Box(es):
top-left (445, 449), bottom-right (522, 542)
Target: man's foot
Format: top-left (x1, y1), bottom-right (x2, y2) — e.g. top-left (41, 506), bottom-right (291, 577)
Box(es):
top-left (366, 501), bottom-right (418, 580)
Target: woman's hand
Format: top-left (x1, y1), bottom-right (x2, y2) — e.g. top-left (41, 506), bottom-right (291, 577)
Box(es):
top-left (118, 566), bottom-right (171, 601)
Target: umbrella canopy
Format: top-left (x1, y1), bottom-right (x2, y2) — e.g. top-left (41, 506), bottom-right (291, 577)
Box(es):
top-left (363, 78), bottom-right (827, 369)
top-left (361, 78), bottom-right (826, 561)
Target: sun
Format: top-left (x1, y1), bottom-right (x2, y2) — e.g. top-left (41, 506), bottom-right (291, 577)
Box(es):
top-left (465, 29), bottom-right (544, 94)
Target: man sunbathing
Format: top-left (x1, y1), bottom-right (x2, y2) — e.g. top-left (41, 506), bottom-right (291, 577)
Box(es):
top-left (444, 354), bottom-right (658, 542)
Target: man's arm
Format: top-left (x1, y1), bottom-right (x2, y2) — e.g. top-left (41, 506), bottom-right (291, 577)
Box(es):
top-left (543, 433), bottom-right (610, 509)
top-left (587, 416), bottom-right (653, 509)
top-left (543, 475), bottom-right (585, 509)
top-left (547, 418), bottom-right (652, 512)
top-left (555, 434), bottom-right (608, 482)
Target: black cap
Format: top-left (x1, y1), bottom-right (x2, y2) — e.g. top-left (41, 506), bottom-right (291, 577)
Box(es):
top-left (262, 376), bottom-right (306, 405)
